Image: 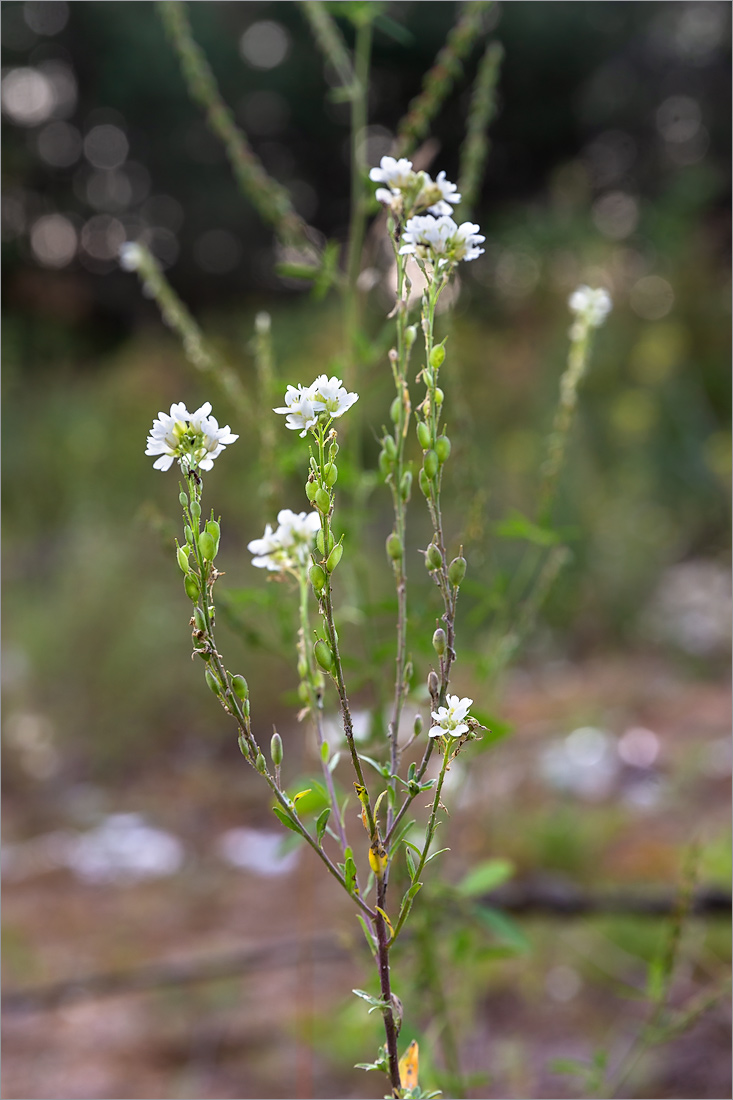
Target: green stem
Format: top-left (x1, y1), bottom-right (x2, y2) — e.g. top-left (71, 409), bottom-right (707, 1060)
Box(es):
top-left (343, 17), bottom-right (372, 387)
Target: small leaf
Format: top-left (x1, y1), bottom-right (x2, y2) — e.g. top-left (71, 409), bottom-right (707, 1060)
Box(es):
top-left (321, 741), bottom-right (330, 763)
top-left (424, 846), bottom-right (450, 865)
top-left (473, 904), bottom-right (530, 952)
top-left (405, 846), bottom-right (416, 880)
top-left (359, 754), bottom-right (390, 778)
top-left (316, 807), bottom-right (331, 845)
top-left (455, 859), bottom-right (515, 898)
top-left (356, 913), bottom-right (377, 958)
top-left (495, 509), bottom-right (561, 546)
top-left (375, 905), bottom-right (394, 939)
top-left (272, 805), bottom-right (301, 834)
top-left (292, 788), bottom-right (312, 804)
top-left (328, 751), bottom-right (341, 773)
top-left (550, 1058), bottom-right (592, 1078)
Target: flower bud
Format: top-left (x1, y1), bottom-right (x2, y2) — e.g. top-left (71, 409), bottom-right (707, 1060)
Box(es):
top-left (378, 449), bottom-right (392, 477)
top-left (184, 525), bottom-right (194, 545)
top-left (270, 731), bottom-right (283, 767)
top-left (419, 469), bottom-right (431, 497)
top-left (432, 627), bottom-right (447, 656)
top-left (176, 544), bottom-right (190, 574)
top-left (194, 607), bottom-right (206, 632)
top-left (310, 563), bottom-right (327, 591)
top-left (386, 532), bottom-right (402, 560)
top-left (429, 344), bottom-right (446, 370)
top-left (232, 674), bottom-right (249, 701)
top-left (190, 500), bottom-right (201, 519)
top-left (255, 753), bottom-right (267, 774)
top-left (434, 387), bottom-right (444, 406)
top-left (405, 325), bottom-right (417, 348)
top-left (238, 734), bottom-right (250, 758)
top-left (329, 442), bottom-right (339, 461)
top-left (306, 478), bottom-right (319, 502)
top-left (325, 542), bottom-right (343, 572)
top-left (315, 487), bottom-right (331, 514)
top-left (413, 714), bottom-right (423, 737)
top-left (314, 639), bottom-right (334, 672)
top-left (416, 421), bottom-right (431, 450)
top-left (448, 555), bottom-right (467, 587)
top-left (383, 435), bottom-right (396, 459)
top-left (426, 543), bottom-right (442, 571)
top-left (298, 681), bottom-right (310, 703)
top-left (179, 492), bottom-right (188, 508)
top-left (400, 469), bottom-right (413, 501)
top-left (389, 347), bottom-right (398, 363)
top-left (316, 529), bottom-right (335, 557)
top-left (390, 396), bottom-right (401, 424)
top-left (323, 462), bottom-right (338, 488)
top-left (423, 450), bottom-right (439, 480)
top-left (198, 530), bottom-right (216, 561)
top-left (427, 670), bottom-right (440, 698)
top-left (184, 574), bottom-right (200, 602)
top-left (297, 657), bottom-right (307, 679)
top-left (205, 669), bottom-right (222, 696)
top-left (435, 435), bottom-right (451, 464)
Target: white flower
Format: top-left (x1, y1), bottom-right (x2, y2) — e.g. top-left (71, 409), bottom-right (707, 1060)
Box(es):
top-left (428, 694), bottom-right (474, 739)
top-left (145, 401), bottom-right (238, 471)
top-left (568, 285), bottom-right (612, 328)
top-left (369, 155), bottom-right (415, 192)
top-left (399, 214), bottom-right (484, 269)
top-left (119, 242), bottom-right (143, 271)
top-left (248, 509), bottom-right (320, 572)
top-left (274, 376), bottom-right (358, 435)
top-left (419, 170), bottom-right (462, 216)
top-left (310, 374), bottom-right (359, 419)
top-left (273, 384), bottom-right (321, 437)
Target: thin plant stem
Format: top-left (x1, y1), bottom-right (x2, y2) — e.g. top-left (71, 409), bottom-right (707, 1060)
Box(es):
top-left (299, 0), bottom-right (356, 94)
top-left (456, 39), bottom-right (503, 218)
top-left (343, 17), bottom-right (373, 387)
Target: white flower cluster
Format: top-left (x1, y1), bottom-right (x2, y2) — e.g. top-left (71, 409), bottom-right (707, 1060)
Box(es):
top-left (400, 214), bottom-right (485, 269)
top-left (247, 509), bottom-right (321, 572)
top-left (370, 155), bottom-right (461, 218)
top-left (146, 401), bottom-right (238, 472)
top-left (274, 374), bottom-right (359, 437)
top-left (568, 285), bottom-right (612, 329)
top-left (429, 694), bottom-right (475, 739)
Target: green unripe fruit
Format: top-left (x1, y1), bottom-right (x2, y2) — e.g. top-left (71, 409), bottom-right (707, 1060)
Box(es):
top-left (184, 574), bottom-right (200, 601)
top-left (176, 545), bottom-right (190, 574)
top-left (310, 563), bottom-right (327, 591)
top-left (434, 387), bottom-right (444, 406)
top-left (378, 449), bottom-right (392, 477)
top-left (190, 500), bottom-right (201, 519)
top-left (297, 657), bottom-right (308, 679)
top-left (314, 639), bottom-right (334, 672)
top-left (255, 753), bottom-right (267, 774)
top-left (390, 396), bottom-right (401, 424)
top-left (238, 734), bottom-right (250, 759)
top-left (386, 532), bottom-right (402, 560)
top-left (323, 462), bottom-right (338, 488)
top-left (448, 555), bottom-right (467, 587)
top-left (430, 344), bottom-right (446, 370)
top-left (419, 469), bottom-right (431, 497)
top-left (315, 488), bottom-right (331, 514)
top-left (198, 531), bottom-right (216, 561)
top-left (316, 529), bottom-right (335, 557)
top-left (426, 543), bottom-right (443, 571)
top-left (435, 435), bottom-right (451, 464)
top-left (270, 732), bottom-right (283, 767)
top-left (194, 607), bottom-right (206, 632)
top-left (232, 674), bottom-right (249, 701)
top-left (405, 325), bottom-right (417, 348)
top-left (414, 714), bottom-right (423, 737)
top-left (432, 627), bottom-right (447, 656)
top-left (383, 435), bottom-right (396, 459)
top-left (400, 470), bottom-right (413, 502)
top-left (306, 478), bottom-right (319, 502)
top-left (326, 542), bottom-right (343, 572)
top-left (184, 525), bottom-right (194, 545)
top-left (329, 442), bottom-right (339, 461)
top-left (423, 450), bottom-right (439, 480)
top-left (298, 681), bottom-right (310, 703)
top-left (416, 421), bottom-right (431, 450)
top-left (205, 669), bottom-right (222, 696)
top-left (179, 492), bottom-right (188, 508)
top-left (206, 519), bottom-right (220, 550)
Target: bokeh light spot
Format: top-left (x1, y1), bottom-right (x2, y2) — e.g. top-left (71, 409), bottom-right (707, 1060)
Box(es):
top-left (592, 191), bottom-right (639, 240)
top-left (24, 1), bottom-right (69, 35)
top-left (239, 21), bottom-right (290, 70)
top-left (37, 119), bottom-right (82, 167)
top-left (1, 67), bottom-right (55, 126)
top-left (629, 275), bottom-right (674, 320)
top-left (84, 124), bottom-right (129, 170)
top-left (30, 212), bottom-right (77, 267)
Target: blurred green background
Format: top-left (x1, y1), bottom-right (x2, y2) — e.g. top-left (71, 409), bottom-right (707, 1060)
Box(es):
top-left (2, 3), bottom-right (731, 1099)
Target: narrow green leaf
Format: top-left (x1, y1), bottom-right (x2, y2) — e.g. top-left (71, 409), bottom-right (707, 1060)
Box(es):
top-left (455, 858), bottom-right (515, 897)
top-left (405, 846), bottom-right (416, 880)
top-left (316, 807), bottom-right (331, 845)
top-left (272, 805), bottom-right (301, 834)
top-left (424, 846), bottom-right (450, 864)
top-left (356, 913), bottom-right (377, 958)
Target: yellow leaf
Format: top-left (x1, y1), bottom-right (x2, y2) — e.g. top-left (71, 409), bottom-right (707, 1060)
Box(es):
top-left (375, 904), bottom-right (394, 938)
top-left (399, 1040), bottom-right (419, 1091)
top-left (292, 789), bottom-right (312, 803)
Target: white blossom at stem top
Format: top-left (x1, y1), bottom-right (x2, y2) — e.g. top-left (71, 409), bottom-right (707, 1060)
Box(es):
top-left (429, 694), bottom-right (475, 739)
top-left (273, 376), bottom-right (358, 436)
top-left (399, 214), bottom-right (484, 271)
top-left (369, 156), bottom-right (461, 218)
top-left (145, 401), bottom-right (238, 472)
top-left (248, 509), bottom-right (321, 572)
top-left (568, 285), bottom-right (612, 328)
top-left (310, 374), bottom-right (359, 419)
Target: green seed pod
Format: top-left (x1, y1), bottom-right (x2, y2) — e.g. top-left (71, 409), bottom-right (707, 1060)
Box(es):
top-left (386, 532), bottom-right (402, 560)
top-left (297, 657), bottom-right (307, 679)
top-left (426, 543), bottom-right (443, 571)
top-left (184, 574), bottom-right (200, 601)
top-left (435, 435), bottom-right (451, 464)
top-left (413, 714), bottom-right (423, 737)
top-left (190, 500), bottom-right (201, 519)
top-left (416, 421), bottom-right (431, 450)
top-left (329, 442), bottom-right (339, 461)
top-left (305, 478), bottom-right (319, 502)
top-left (323, 462), bottom-right (338, 488)
top-left (316, 529), bottom-right (335, 557)
top-left (326, 542), bottom-right (343, 572)
top-left (298, 681), bottom-right (310, 704)
top-left (238, 734), bottom-right (250, 759)
top-left (430, 344), bottom-right (446, 370)
top-left (194, 607), bottom-right (206, 632)
top-left (270, 732), bottom-right (283, 767)
top-left (179, 491), bottom-right (188, 508)
top-left (435, 387), bottom-right (444, 406)
top-left (419, 469), bottom-right (431, 497)
top-left (205, 668), bottom-right (222, 696)
top-left (184, 525), bottom-right (194, 545)
top-left (448, 555), bottom-right (467, 587)
top-left (314, 639), bottom-right (334, 672)
top-left (390, 396), bottom-right (401, 424)
top-left (310, 563), bottom-right (327, 591)
top-left (198, 531), bottom-right (216, 561)
top-left (383, 435), bottom-right (396, 459)
top-left (231, 674), bottom-right (249, 701)
top-left (315, 487), bottom-right (331, 514)
top-left (432, 628), bottom-right (447, 656)
top-left (405, 324), bottom-right (417, 348)
top-left (255, 753), bottom-right (267, 774)
top-left (176, 544), bottom-right (190, 574)
top-left (423, 450), bottom-right (439, 480)
top-left (400, 469), bottom-right (413, 502)
top-left (378, 449), bottom-right (392, 477)
top-left (206, 519), bottom-right (221, 551)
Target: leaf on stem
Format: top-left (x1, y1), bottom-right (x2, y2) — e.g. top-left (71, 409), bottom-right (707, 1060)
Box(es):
top-left (455, 858), bottom-right (514, 897)
top-left (272, 805), bottom-right (302, 834)
top-left (316, 806), bottom-right (331, 845)
top-left (355, 913), bottom-right (378, 958)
